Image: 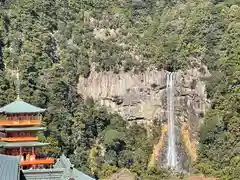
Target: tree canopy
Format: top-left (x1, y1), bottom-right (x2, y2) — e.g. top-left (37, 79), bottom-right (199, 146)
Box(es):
top-left (0, 0), bottom-right (239, 179)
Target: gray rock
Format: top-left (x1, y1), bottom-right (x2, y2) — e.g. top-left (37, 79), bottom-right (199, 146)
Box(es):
top-left (77, 59), bottom-right (211, 170)
top-left (78, 60), bottom-right (210, 127)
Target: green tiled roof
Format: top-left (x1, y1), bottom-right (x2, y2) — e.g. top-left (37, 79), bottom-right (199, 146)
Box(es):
top-left (54, 154), bottom-right (72, 169)
top-left (0, 141), bottom-right (7, 147)
top-left (23, 168), bottom-right (95, 180)
top-left (60, 168), bottom-right (95, 180)
top-left (22, 154), bottom-right (95, 180)
top-left (0, 99), bottom-right (46, 114)
top-left (22, 169), bottom-right (64, 179)
top-left (55, 154), bottom-right (95, 180)
top-left (0, 154), bottom-right (20, 180)
top-left (0, 127), bottom-right (46, 132)
top-left (2, 141), bottom-right (49, 148)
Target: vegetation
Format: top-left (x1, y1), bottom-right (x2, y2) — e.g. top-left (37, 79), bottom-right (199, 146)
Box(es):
top-left (194, 9), bottom-right (240, 179)
top-left (0, 0), bottom-right (239, 179)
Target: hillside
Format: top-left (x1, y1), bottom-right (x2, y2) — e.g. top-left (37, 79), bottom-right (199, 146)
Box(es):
top-left (0, 0), bottom-right (240, 179)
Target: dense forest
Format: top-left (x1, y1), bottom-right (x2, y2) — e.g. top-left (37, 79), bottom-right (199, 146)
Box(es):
top-left (0, 0), bottom-right (239, 179)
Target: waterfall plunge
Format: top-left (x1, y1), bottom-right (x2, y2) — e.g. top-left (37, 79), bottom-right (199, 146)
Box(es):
top-left (166, 72), bottom-right (178, 170)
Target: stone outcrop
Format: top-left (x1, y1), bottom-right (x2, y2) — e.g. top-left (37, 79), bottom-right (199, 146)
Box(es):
top-left (77, 59), bottom-right (211, 168)
top-left (78, 59), bottom-right (210, 124)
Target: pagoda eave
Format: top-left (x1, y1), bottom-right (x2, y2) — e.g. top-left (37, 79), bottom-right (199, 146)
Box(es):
top-left (2, 142), bottom-right (50, 148)
top-left (0, 137), bottom-right (38, 142)
top-left (0, 120), bottom-right (41, 126)
top-left (0, 99), bottom-right (46, 114)
top-left (0, 127), bottom-right (46, 132)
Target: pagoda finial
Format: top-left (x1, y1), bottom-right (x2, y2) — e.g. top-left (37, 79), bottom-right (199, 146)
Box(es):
top-left (16, 68), bottom-right (21, 100)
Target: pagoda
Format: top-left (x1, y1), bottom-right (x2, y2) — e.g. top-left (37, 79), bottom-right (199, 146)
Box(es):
top-left (0, 72), bottom-right (95, 179)
top-left (0, 98), bottom-right (55, 169)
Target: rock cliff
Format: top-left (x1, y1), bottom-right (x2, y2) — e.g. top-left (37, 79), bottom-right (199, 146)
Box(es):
top-left (77, 59), bottom-right (211, 169)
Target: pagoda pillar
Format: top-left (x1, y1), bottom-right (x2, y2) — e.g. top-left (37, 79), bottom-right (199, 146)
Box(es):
top-left (20, 147), bottom-right (23, 169)
top-left (32, 147), bottom-right (34, 155)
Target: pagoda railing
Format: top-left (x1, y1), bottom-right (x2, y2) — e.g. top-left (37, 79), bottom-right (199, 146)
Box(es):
top-left (21, 155), bottom-right (55, 166)
top-left (0, 120), bottom-right (41, 126)
top-left (0, 137), bottom-right (38, 142)
top-left (21, 158), bottom-right (55, 166)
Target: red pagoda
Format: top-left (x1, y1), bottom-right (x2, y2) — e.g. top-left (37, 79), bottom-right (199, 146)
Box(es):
top-left (0, 98), bottom-right (55, 169)
top-left (0, 72), bottom-right (95, 180)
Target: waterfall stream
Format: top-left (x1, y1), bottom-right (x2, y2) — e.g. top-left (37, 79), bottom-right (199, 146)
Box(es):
top-left (166, 72), bottom-right (178, 170)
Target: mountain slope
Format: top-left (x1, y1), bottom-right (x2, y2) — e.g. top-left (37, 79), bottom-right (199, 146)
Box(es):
top-left (0, 0), bottom-right (239, 179)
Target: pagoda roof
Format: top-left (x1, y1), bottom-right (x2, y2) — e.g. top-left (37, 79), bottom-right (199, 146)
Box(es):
top-left (0, 154), bottom-right (20, 180)
top-left (0, 99), bottom-right (46, 114)
top-left (2, 141), bottom-right (49, 148)
top-left (0, 127), bottom-right (46, 132)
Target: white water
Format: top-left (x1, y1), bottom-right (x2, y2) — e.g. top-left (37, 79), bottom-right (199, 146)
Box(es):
top-left (166, 72), bottom-right (177, 170)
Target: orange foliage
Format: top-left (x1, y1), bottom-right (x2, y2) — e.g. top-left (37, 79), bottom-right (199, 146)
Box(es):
top-left (181, 123), bottom-right (197, 162)
top-left (148, 124), bottom-right (168, 168)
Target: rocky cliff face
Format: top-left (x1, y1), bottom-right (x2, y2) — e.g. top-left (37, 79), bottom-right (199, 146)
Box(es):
top-left (77, 59), bottom-right (211, 169)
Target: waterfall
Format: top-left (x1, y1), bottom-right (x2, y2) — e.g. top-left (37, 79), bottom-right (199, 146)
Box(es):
top-left (166, 72), bottom-right (177, 170)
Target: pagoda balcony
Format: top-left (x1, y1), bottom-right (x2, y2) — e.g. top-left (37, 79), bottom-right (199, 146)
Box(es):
top-left (0, 137), bottom-right (38, 142)
top-left (21, 158), bottom-right (55, 166)
top-left (0, 120), bottom-right (41, 126)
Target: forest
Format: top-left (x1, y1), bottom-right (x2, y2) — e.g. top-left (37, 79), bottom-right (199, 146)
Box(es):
top-left (0, 0), bottom-right (239, 179)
